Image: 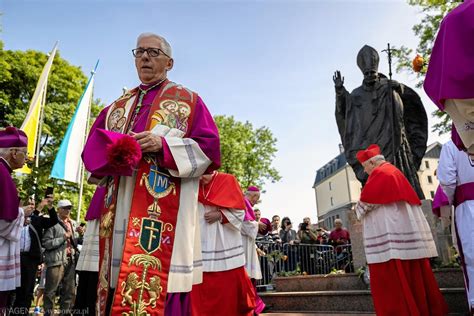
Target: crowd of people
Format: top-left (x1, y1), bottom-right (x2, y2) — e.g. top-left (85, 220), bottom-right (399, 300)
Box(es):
top-left (253, 212), bottom-right (352, 277)
top-left (254, 213), bottom-right (350, 248)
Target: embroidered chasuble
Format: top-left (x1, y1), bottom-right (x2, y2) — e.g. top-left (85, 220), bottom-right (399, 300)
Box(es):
top-left (83, 79), bottom-right (220, 315)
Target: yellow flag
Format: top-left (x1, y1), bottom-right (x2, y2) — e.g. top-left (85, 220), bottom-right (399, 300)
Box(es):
top-left (18, 42), bottom-right (59, 174)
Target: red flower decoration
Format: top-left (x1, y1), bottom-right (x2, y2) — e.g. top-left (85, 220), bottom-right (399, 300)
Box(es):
top-left (106, 135), bottom-right (142, 171)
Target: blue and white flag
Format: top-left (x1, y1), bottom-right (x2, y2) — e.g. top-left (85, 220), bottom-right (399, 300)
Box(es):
top-left (51, 61), bottom-right (99, 183)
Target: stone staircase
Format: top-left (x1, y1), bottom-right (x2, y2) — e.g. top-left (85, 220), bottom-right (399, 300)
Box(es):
top-left (260, 269), bottom-right (468, 315)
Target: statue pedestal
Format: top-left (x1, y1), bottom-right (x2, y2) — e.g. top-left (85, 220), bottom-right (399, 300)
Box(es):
top-left (421, 199), bottom-right (455, 265)
top-left (347, 209), bottom-right (366, 269)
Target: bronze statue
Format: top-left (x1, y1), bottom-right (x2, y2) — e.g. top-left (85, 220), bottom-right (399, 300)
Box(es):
top-left (334, 45), bottom-right (428, 199)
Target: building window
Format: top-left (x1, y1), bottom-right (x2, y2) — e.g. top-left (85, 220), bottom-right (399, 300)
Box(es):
top-left (329, 181), bottom-right (332, 190)
top-left (430, 191), bottom-right (435, 199)
top-left (330, 197), bottom-right (334, 206)
top-left (427, 175), bottom-right (433, 184)
top-left (425, 160), bottom-right (430, 169)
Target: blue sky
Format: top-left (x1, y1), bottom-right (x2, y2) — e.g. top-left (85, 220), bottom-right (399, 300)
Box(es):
top-left (2, 0), bottom-right (449, 225)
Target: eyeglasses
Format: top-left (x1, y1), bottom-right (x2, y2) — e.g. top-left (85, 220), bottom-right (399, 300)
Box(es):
top-left (132, 47), bottom-right (170, 58)
top-left (12, 149), bottom-right (28, 155)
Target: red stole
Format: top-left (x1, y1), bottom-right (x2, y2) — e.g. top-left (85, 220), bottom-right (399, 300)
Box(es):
top-left (97, 80), bottom-right (198, 316)
top-left (360, 162), bottom-right (421, 205)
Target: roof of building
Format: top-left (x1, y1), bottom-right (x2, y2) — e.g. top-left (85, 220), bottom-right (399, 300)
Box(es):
top-left (313, 152), bottom-right (347, 187)
top-left (312, 142), bottom-right (443, 188)
top-left (424, 142), bottom-right (442, 159)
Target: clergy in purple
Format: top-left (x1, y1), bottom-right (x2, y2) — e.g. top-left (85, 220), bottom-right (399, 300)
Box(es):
top-left (82, 33), bottom-right (220, 316)
top-left (0, 127), bottom-right (28, 311)
top-left (424, 0), bottom-right (474, 156)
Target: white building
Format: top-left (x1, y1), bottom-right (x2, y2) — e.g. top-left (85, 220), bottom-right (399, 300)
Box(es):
top-left (313, 143), bottom-right (443, 229)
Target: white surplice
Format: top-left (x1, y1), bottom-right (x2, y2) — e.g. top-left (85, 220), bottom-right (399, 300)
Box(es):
top-left (437, 140), bottom-right (474, 306)
top-left (198, 204), bottom-right (245, 272)
top-left (241, 219), bottom-right (262, 280)
top-left (76, 219), bottom-right (100, 272)
top-left (0, 208), bottom-right (24, 291)
top-left (356, 201), bottom-right (438, 264)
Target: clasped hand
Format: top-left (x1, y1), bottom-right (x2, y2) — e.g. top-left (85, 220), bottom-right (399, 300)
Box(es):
top-left (130, 131), bottom-right (163, 153)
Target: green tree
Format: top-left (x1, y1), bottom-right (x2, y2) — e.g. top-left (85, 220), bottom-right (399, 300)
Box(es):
top-left (0, 44), bottom-right (103, 221)
top-left (214, 115), bottom-right (281, 189)
top-left (393, 0), bottom-right (460, 135)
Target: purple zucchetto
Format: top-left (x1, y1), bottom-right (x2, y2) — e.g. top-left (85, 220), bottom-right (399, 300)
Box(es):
top-left (0, 126), bottom-right (28, 148)
top-left (247, 186), bottom-right (260, 192)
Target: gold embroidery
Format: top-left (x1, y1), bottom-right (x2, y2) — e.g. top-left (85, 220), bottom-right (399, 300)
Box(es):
top-left (132, 217), bottom-right (141, 228)
top-left (120, 254), bottom-right (162, 315)
top-left (145, 276), bottom-right (163, 308)
top-left (100, 209), bottom-right (115, 238)
top-left (139, 160), bottom-right (176, 216)
top-left (149, 99), bottom-right (191, 133)
top-left (120, 272), bottom-right (140, 307)
top-left (108, 107), bottom-right (126, 132)
top-left (98, 239), bottom-right (110, 292)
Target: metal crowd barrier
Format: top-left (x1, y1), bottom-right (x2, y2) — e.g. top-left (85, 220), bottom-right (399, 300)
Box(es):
top-left (255, 241), bottom-right (354, 289)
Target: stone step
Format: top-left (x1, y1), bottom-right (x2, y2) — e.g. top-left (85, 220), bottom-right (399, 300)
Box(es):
top-left (271, 269), bottom-right (465, 292)
top-left (260, 288), bottom-right (468, 314)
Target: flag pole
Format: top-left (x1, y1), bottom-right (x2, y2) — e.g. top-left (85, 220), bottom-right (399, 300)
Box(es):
top-left (35, 84), bottom-right (47, 169)
top-left (76, 60), bottom-right (99, 223)
top-left (77, 165), bottom-right (86, 223)
top-left (35, 41), bottom-right (58, 169)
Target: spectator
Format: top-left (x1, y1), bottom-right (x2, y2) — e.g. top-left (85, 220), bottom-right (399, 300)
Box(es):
top-left (270, 218), bottom-right (282, 243)
top-left (33, 265), bottom-right (47, 313)
top-left (297, 222), bottom-right (318, 244)
top-left (302, 217), bottom-right (317, 231)
top-left (279, 217), bottom-right (297, 245)
top-left (315, 228), bottom-right (329, 245)
top-left (42, 199), bottom-right (79, 316)
top-left (13, 195), bottom-right (58, 314)
top-left (280, 217), bottom-right (297, 272)
top-left (329, 219), bottom-right (350, 247)
top-left (297, 222), bottom-right (319, 275)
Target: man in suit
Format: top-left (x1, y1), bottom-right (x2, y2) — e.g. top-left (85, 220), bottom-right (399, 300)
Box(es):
top-left (13, 195), bottom-right (59, 314)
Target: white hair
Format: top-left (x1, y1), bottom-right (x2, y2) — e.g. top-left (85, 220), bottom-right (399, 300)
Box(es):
top-left (245, 190), bottom-right (260, 197)
top-left (334, 218), bottom-right (343, 225)
top-left (363, 154), bottom-right (385, 165)
top-left (370, 155), bottom-right (385, 163)
top-left (0, 147), bottom-right (17, 158)
top-left (137, 32), bottom-right (172, 57)
top-left (0, 148), bottom-right (10, 157)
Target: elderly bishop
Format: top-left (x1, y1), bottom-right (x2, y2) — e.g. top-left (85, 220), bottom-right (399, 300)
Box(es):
top-left (82, 33), bottom-right (220, 316)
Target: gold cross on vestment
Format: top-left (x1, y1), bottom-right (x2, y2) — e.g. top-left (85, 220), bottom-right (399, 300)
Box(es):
top-left (144, 221), bottom-right (161, 250)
